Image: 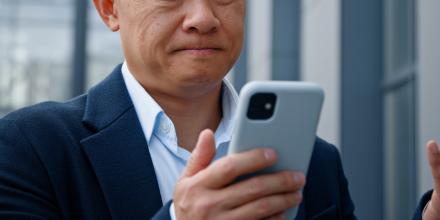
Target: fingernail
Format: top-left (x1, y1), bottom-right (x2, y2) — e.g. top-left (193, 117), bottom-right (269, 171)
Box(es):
top-left (429, 140), bottom-right (439, 153)
top-left (264, 149), bottom-right (276, 161)
top-left (435, 141), bottom-right (440, 153)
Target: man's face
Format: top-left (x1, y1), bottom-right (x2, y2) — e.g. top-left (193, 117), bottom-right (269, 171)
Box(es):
top-left (114, 0), bottom-right (245, 93)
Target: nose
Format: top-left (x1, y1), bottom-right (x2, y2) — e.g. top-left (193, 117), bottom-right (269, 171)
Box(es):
top-left (182, 1), bottom-right (220, 34)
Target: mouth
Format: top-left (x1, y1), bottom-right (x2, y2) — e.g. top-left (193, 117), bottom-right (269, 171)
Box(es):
top-left (173, 47), bottom-right (223, 56)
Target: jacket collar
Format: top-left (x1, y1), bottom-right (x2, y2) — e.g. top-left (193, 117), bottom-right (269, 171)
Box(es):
top-left (82, 64), bottom-right (133, 131)
top-left (80, 65), bottom-right (163, 219)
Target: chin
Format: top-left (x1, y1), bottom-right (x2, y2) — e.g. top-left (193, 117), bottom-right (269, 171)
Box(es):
top-left (172, 70), bottom-right (223, 89)
top-left (176, 63), bottom-right (228, 79)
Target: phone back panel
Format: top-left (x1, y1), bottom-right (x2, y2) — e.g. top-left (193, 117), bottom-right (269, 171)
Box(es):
top-left (228, 81), bottom-right (324, 219)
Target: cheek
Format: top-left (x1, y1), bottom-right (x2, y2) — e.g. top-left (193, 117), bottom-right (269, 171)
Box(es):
top-left (225, 22), bottom-right (244, 63)
top-left (220, 6), bottom-right (245, 54)
top-left (135, 14), bottom-right (178, 64)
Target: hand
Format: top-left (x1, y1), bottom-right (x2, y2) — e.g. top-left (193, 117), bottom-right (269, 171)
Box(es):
top-left (173, 129), bottom-right (305, 220)
top-left (423, 140), bottom-right (440, 220)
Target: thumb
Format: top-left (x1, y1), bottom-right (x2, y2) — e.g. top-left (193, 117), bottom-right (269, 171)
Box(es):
top-left (182, 129), bottom-right (216, 178)
top-left (425, 140), bottom-right (440, 220)
top-left (427, 140), bottom-right (440, 191)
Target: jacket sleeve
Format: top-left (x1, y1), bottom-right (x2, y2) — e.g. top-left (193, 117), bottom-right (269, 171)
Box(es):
top-left (151, 201), bottom-right (172, 220)
top-left (413, 190), bottom-right (433, 220)
top-left (0, 119), bottom-right (59, 219)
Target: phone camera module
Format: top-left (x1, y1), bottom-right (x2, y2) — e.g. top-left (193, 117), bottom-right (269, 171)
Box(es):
top-left (247, 93), bottom-right (277, 120)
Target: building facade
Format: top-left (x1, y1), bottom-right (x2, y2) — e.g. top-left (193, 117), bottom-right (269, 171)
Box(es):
top-left (1, 0), bottom-right (440, 219)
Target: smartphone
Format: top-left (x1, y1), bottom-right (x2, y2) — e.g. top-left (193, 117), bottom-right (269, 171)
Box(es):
top-left (228, 81), bottom-right (324, 219)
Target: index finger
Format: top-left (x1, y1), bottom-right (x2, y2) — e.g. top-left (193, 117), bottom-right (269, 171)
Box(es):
top-left (427, 140), bottom-right (440, 191)
top-left (196, 148), bottom-right (278, 188)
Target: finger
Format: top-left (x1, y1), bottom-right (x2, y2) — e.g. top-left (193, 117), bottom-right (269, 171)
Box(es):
top-left (427, 140), bottom-right (440, 190)
top-left (182, 129), bottom-right (216, 178)
top-left (227, 192), bottom-right (302, 220)
top-left (197, 147), bottom-right (277, 188)
top-left (221, 171), bottom-right (305, 208)
top-left (264, 212), bottom-right (286, 220)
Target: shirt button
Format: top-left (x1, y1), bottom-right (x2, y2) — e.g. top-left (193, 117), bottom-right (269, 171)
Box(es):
top-left (161, 121), bottom-right (171, 134)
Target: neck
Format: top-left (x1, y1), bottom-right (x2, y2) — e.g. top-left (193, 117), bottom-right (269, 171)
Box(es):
top-left (146, 84), bottom-right (223, 152)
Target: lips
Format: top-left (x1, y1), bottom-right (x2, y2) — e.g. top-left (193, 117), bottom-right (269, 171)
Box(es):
top-left (174, 46), bottom-right (222, 51)
top-left (173, 47), bottom-right (223, 56)
top-left (171, 41), bottom-right (224, 52)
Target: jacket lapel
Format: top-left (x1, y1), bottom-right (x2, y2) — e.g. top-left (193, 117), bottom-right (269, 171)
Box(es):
top-left (80, 65), bottom-right (163, 220)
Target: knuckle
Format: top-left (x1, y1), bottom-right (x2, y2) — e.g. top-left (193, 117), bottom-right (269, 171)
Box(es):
top-left (256, 199), bottom-right (272, 215)
top-left (286, 192), bottom-right (302, 207)
top-left (195, 197), bottom-right (215, 210)
top-left (280, 172), bottom-right (293, 189)
top-left (248, 178), bottom-right (265, 196)
top-left (175, 181), bottom-right (196, 212)
top-left (175, 193), bottom-right (191, 213)
top-left (247, 148), bottom-right (268, 165)
top-left (285, 194), bottom-right (296, 208)
top-left (176, 199), bottom-right (189, 213)
top-left (185, 179), bottom-right (197, 193)
top-left (219, 158), bottom-right (236, 177)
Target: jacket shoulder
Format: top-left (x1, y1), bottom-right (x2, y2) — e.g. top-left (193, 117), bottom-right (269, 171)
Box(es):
top-left (312, 137), bottom-right (341, 163)
top-left (1, 95), bottom-right (87, 128)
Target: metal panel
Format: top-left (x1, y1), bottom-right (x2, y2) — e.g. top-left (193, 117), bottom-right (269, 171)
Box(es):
top-left (272, 0), bottom-right (301, 81)
top-left (383, 0), bottom-right (417, 219)
top-left (232, 0), bottom-right (250, 92)
top-left (341, 0), bottom-right (384, 219)
top-left (71, 0), bottom-right (88, 97)
top-left (417, 0), bottom-right (440, 199)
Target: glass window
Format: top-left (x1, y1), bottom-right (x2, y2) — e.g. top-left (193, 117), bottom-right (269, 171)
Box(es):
top-left (0, 0), bottom-right (73, 116)
top-left (86, 4), bottom-right (124, 89)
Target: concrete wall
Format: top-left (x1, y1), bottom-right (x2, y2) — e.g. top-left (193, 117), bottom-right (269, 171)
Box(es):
top-left (417, 0), bottom-right (440, 198)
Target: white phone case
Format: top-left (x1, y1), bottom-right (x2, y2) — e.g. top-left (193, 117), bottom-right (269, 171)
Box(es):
top-left (228, 81), bottom-right (324, 220)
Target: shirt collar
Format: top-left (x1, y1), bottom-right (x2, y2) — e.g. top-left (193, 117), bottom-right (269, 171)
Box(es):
top-left (215, 78), bottom-right (238, 146)
top-left (121, 61), bottom-right (238, 149)
top-left (121, 62), bottom-right (163, 144)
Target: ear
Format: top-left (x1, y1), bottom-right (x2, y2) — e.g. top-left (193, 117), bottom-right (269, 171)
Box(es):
top-left (93, 0), bottom-right (120, 32)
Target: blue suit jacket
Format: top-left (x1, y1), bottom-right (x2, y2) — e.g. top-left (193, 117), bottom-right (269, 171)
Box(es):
top-left (0, 65), bottom-right (427, 219)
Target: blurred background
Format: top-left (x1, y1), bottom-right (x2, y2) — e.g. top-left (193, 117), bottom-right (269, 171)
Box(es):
top-left (0, 0), bottom-right (439, 219)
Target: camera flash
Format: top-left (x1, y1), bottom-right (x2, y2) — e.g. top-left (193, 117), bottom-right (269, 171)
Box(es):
top-left (265, 103), bottom-right (272, 110)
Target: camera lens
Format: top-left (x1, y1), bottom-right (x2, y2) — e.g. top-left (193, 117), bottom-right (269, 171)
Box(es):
top-left (247, 93), bottom-right (277, 120)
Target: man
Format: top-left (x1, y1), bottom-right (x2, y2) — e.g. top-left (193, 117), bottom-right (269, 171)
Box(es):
top-left (0, 0), bottom-right (438, 219)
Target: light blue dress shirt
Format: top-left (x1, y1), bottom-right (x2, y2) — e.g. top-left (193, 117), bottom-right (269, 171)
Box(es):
top-left (121, 62), bottom-right (238, 219)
